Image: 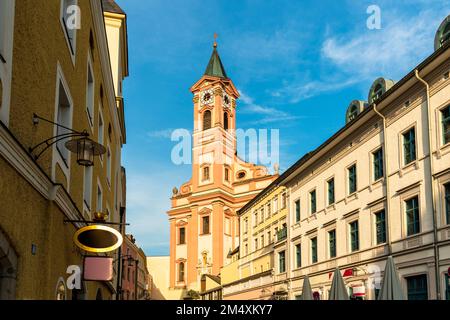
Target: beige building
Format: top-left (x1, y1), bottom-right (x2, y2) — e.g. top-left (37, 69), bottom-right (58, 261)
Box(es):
top-left (0, 0), bottom-right (128, 299)
top-left (275, 17), bottom-right (450, 300)
top-left (220, 184), bottom-right (288, 300)
top-left (216, 14), bottom-right (450, 301)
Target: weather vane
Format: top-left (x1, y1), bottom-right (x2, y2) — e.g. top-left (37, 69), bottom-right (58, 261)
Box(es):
top-left (214, 33), bottom-right (218, 48)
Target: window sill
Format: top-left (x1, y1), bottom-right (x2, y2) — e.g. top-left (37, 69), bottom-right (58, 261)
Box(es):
top-left (370, 177), bottom-right (384, 190)
top-left (325, 203), bottom-right (336, 214)
top-left (344, 192), bottom-right (358, 204)
top-left (177, 243), bottom-right (186, 246)
top-left (200, 233), bottom-right (211, 236)
top-left (399, 160), bottom-right (419, 177)
top-left (437, 141), bottom-right (450, 158)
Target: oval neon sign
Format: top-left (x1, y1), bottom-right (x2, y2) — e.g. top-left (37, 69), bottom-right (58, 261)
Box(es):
top-left (73, 225), bottom-right (123, 253)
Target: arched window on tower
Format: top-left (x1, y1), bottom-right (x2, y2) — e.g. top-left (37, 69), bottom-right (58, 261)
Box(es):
top-left (203, 110), bottom-right (211, 130)
top-left (223, 112), bottom-right (229, 130)
top-left (178, 262), bottom-right (185, 282)
top-left (203, 166), bottom-right (210, 181)
top-left (348, 105), bottom-right (358, 122)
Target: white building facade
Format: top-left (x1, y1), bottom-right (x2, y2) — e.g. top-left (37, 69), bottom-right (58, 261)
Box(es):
top-left (276, 21), bottom-right (450, 300)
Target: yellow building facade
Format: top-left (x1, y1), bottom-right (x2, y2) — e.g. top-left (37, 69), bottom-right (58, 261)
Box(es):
top-left (0, 0), bottom-right (128, 299)
top-left (221, 184), bottom-right (288, 299)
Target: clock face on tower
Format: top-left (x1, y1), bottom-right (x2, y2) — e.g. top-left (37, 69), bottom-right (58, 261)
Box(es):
top-left (201, 89), bottom-right (213, 105)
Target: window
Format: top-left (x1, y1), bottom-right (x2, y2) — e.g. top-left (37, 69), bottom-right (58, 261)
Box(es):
top-left (224, 168), bottom-right (229, 181)
top-left (98, 111), bottom-right (104, 146)
top-left (96, 185), bottom-right (102, 212)
top-left (295, 199), bottom-right (301, 223)
top-left (106, 147), bottom-right (111, 184)
top-left (350, 221), bottom-right (359, 252)
top-left (329, 229), bottom-right (336, 258)
top-left (202, 166), bottom-right (210, 181)
top-left (267, 202), bottom-right (271, 216)
top-left (56, 80), bottom-right (72, 166)
top-left (83, 166), bottom-right (92, 210)
top-left (267, 231), bottom-right (271, 243)
top-left (223, 112), bottom-right (228, 130)
top-left (225, 217), bottom-right (231, 234)
top-left (403, 128), bottom-right (416, 165)
top-left (311, 237), bottom-right (318, 263)
top-left (178, 262), bottom-right (185, 282)
top-left (405, 196), bottom-right (420, 236)
top-left (348, 105), bottom-right (358, 121)
top-left (348, 164), bottom-right (357, 194)
top-left (179, 227), bottom-right (185, 245)
top-left (373, 148), bottom-right (384, 181)
top-left (202, 216), bottom-right (210, 234)
top-left (406, 275), bottom-right (428, 300)
top-left (442, 105), bottom-right (450, 145)
top-left (310, 190), bottom-right (316, 214)
top-left (327, 178), bottom-right (335, 205)
top-left (243, 218), bottom-right (248, 234)
top-left (261, 235), bottom-right (265, 247)
top-left (244, 243), bottom-right (248, 255)
top-left (259, 208), bottom-right (264, 224)
top-left (203, 110), bottom-right (211, 130)
top-left (254, 238), bottom-right (258, 251)
top-left (61, 0), bottom-right (78, 56)
top-left (273, 197), bottom-right (278, 213)
top-left (279, 251), bottom-right (286, 273)
top-left (254, 212), bottom-right (258, 227)
top-left (295, 244), bottom-right (301, 268)
top-left (375, 210), bottom-right (386, 244)
top-left (86, 62), bottom-right (94, 127)
top-left (445, 183), bottom-right (450, 225)
top-left (281, 193), bottom-right (287, 209)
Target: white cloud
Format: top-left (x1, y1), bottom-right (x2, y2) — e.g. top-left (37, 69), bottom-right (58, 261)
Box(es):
top-left (272, 78), bottom-right (359, 104)
top-left (238, 90), bottom-right (301, 124)
top-left (147, 129), bottom-right (176, 139)
top-left (321, 8), bottom-right (446, 80)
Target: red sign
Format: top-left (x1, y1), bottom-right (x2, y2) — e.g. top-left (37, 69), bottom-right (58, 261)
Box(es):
top-left (343, 268), bottom-right (354, 277)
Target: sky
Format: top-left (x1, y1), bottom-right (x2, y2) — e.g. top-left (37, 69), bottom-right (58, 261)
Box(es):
top-left (116, 0), bottom-right (450, 256)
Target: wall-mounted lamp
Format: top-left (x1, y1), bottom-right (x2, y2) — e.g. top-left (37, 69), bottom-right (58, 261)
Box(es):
top-left (29, 113), bottom-right (105, 166)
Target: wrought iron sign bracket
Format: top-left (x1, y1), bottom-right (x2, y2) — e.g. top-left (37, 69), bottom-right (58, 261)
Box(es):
top-left (29, 113), bottom-right (89, 160)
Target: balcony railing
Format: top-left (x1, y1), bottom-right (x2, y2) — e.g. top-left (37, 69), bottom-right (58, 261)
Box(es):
top-left (276, 228), bottom-right (287, 242)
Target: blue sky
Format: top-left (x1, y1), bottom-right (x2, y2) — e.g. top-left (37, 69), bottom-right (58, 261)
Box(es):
top-left (117, 0), bottom-right (450, 256)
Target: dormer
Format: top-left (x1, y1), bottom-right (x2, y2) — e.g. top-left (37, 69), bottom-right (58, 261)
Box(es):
top-left (435, 15), bottom-right (450, 51)
top-left (368, 77), bottom-right (395, 104)
top-left (345, 100), bottom-right (368, 124)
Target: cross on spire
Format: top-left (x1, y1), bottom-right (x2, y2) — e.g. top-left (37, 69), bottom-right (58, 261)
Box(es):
top-left (213, 33), bottom-right (218, 48)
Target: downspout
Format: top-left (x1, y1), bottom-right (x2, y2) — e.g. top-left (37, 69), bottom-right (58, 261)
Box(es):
top-left (373, 104), bottom-right (392, 254)
top-left (415, 69), bottom-right (441, 300)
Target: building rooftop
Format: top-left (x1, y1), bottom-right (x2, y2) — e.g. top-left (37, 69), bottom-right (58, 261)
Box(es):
top-left (102, 0), bottom-right (125, 14)
top-left (204, 44), bottom-right (228, 79)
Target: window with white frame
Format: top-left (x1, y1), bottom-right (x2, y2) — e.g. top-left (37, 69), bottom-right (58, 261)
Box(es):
top-left (55, 79), bottom-right (72, 166)
top-left (86, 61), bottom-right (94, 127)
top-left (83, 166), bottom-right (92, 210)
top-left (61, 0), bottom-right (78, 56)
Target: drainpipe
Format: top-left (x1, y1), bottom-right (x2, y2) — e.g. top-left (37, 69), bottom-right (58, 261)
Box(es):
top-left (415, 69), bottom-right (441, 300)
top-left (373, 104), bottom-right (392, 255)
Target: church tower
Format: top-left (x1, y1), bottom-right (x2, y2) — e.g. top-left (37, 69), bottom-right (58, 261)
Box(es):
top-left (167, 39), bottom-right (277, 295)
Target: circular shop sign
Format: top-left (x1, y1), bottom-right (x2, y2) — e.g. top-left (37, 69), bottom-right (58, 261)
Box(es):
top-left (73, 225), bottom-right (123, 253)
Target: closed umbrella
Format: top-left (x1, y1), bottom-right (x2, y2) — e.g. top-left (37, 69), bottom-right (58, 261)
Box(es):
top-left (377, 256), bottom-right (405, 300)
top-left (329, 268), bottom-right (349, 300)
top-left (300, 275), bottom-right (313, 300)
